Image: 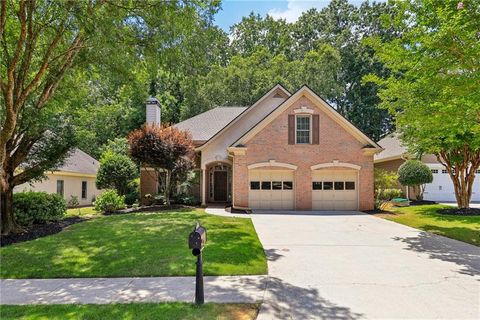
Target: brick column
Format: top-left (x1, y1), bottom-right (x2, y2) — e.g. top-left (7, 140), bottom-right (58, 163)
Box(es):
top-left (295, 165), bottom-right (312, 210)
top-left (233, 153), bottom-right (249, 208)
top-left (201, 168), bottom-right (207, 206)
top-left (140, 168), bottom-right (158, 205)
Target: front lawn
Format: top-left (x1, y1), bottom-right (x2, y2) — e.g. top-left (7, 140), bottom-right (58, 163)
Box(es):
top-left (376, 204), bottom-right (480, 246)
top-left (0, 209), bottom-right (267, 278)
top-left (65, 206), bottom-right (99, 217)
top-left (0, 303), bottom-right (259, 320)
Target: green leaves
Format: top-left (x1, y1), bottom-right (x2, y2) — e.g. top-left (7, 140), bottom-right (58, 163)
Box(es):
top-left (367, 0), bottom-right (480, 155)
top-left (398, 160), bottom-right (433, 187)
top-left (96, 151), bottom-right (138, 196)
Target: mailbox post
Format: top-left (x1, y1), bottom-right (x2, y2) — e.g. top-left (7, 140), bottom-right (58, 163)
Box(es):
top-left (188, 223), bottom-right (206, 305)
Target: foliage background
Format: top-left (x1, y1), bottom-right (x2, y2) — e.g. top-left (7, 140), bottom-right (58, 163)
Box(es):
top-left (68, 0), bottom-right (401, 158)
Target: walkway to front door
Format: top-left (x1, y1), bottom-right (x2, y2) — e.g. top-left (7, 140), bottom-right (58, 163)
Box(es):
top-left (251, 211), bottom-right (480, 319)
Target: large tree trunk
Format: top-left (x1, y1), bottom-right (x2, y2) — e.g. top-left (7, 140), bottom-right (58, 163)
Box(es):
top-left (1, 186), bottom-right (20, 235)
top-left (436, 149), bottom-right (479, 209)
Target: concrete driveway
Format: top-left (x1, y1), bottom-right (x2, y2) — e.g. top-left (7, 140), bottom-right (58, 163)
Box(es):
top-left (251, 211), bottom-right (480, 320)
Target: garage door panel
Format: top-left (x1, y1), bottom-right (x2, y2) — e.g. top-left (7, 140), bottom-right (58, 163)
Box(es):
top-left (312, 170), bottom-right (358, 211)
top-left (424, 166), bottom-right (480, 202)
top-left (249, 169), bottom-right (294, 210)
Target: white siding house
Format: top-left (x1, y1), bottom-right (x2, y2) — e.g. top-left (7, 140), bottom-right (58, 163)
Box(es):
top-left (15, 149), bottom-right (102, 206)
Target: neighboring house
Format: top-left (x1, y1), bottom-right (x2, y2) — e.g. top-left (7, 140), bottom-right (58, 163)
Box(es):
top-left (15, 149), bottom-right (102, 206)
top-left (374, 134), bottom-right (480, 202)
top-left (141, 85), bottom-right (383, 211)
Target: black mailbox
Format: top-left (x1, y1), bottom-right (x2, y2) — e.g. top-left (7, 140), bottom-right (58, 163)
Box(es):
top-left (189, 223), bottom-right (206, 256)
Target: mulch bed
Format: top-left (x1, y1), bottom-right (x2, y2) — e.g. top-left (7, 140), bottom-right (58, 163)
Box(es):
top-left (0, 217), bottom-right (88, 247)
top-left (409, 200), bottom-right (437, 206)
top-left (363, 209), bottom-right (389, 214)
top-left (437, 207), bottom-right (480, 216)
top-left (105, 204), bottom-right (191, 215)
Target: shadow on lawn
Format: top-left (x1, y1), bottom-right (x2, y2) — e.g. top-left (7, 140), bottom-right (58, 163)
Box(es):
top-left (393, 230), bottom-right (480, 278)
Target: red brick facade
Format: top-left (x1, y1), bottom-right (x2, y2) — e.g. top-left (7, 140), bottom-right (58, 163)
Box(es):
top-left (232, 96), bottom-right (375, 211)
top-left (140, 169), bottom-right (158, 205)
top-left (140, 86), bottom-right (378, 211)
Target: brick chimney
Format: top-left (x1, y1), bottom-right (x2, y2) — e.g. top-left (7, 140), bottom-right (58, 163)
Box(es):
top-left (146, 96), bottom-right (161, 125)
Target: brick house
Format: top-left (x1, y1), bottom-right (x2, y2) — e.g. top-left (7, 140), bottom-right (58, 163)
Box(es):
top-left (141, 85), bottom-right (383, 211)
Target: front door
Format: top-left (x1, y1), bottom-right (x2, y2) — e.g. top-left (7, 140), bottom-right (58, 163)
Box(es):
top-left (213, 171), bottom-right (228, 201)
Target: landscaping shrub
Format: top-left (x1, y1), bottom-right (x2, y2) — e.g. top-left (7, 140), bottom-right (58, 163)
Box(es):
top-left (377, 188), bottom-right (404, 201)
top-left (94, 190), bottom-right (125, 213)
top-left (67, 195), bottom-right (80, 208)
top-left (124, 179), bottom-right (140, 206)
top-left (153, 194), bottom-right (164, 205)
top-left (96, 151), bottom-right (138, 196)
top-left (173, 192), bottom-right (199, 206)
top-left (13, 192), bottom-right (67, 225)
top-left (398, 160), bottom-right (433, 200)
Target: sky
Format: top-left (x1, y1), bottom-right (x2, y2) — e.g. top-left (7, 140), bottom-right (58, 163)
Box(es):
top-left (214, 0), bottom-right (367, 32)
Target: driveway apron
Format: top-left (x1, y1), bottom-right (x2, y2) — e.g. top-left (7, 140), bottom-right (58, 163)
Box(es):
top-left (251, 211), bottom-right (480, 320)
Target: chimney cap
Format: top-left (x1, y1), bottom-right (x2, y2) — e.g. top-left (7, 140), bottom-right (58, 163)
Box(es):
top-left (146, 96), bottom-right (160, 105)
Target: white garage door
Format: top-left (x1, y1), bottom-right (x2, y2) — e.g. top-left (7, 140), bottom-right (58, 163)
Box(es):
top-left (424, 167), bottom-right (480, 202)
top-left (312, 170), bottom-right (358, 210)
top-left (249, 170), bottom-right (294, 210)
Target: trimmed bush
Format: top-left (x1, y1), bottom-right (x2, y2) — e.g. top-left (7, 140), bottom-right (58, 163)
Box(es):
top-left (377, 188), bottom-right (404, 201)
top-left (94, 189), bottom-right (125, 213)
top-left (398, 160), bottom-right (433, 200)
top-left (96, 151), bottom-right (138, 196)
top-left (13, 192), bottom-right (67, 225)
top-left (124, 179), bottom-right (140, 206)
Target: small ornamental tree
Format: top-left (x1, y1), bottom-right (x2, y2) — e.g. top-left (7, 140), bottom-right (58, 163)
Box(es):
top-left (398, 160), bottom-right (433, 201)
top-left (96, 151), bottom-right (138, 196)
top-left (128, 125), bottom-right (195, 206)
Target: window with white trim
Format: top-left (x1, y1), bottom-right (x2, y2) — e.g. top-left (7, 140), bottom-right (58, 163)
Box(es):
top-left (431, 169), bottom-right (438, 174)
top-left (296, 115), bottom-right (311, 144)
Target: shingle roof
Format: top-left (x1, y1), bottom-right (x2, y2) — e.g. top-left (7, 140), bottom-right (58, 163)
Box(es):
top-left (374, 134), bottom-right (407, 161)
top-left (174, 107), bottom-right (247, 142)
top-left (57, 148), bottom-right (99, 175)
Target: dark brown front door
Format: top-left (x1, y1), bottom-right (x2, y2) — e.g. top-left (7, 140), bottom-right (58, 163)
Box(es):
top-left (213, 171), bottom-right (228, 201)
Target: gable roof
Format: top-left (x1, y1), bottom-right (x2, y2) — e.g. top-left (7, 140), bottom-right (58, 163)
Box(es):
top-left (196, 84), bottom-right (291, 150)
top-left (231, 85), bottom-right (382, 150)
top-left (174, 107), bottom-right (247, 142)
top-left (374, 134), bottom-right (408, 162)
top-left (56, 148), bottom-right (99, 175)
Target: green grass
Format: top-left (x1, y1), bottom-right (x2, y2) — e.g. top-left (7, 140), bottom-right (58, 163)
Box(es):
top-left (378, 204), bottom-right (480, 246)
top-left (0, 303), bottom-right (260, 320)
top-left (0, 209), bottom-right (267, 278)
top-left (65, 206), bottom-right (99, 217)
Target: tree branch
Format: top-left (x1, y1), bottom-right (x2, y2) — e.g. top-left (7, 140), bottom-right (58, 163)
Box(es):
top-left (8, 0), bottom-right (27, 84)
top-left (14, 0), bottom-right (37, 102)
top-left (35, 33), bottom-right (83, 109)
top-left (0, 0), bottom-right (6, 36)
top-left (16, 24), bottom-right (66, 110)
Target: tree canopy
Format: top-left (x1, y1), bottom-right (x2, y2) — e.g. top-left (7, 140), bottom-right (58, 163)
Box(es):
top-left (128, 125), bottom-right (195, 206)
top-left (366, 0), bottom-right (480, 208)
top-left (0, 0), bottom-right (221, 234)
